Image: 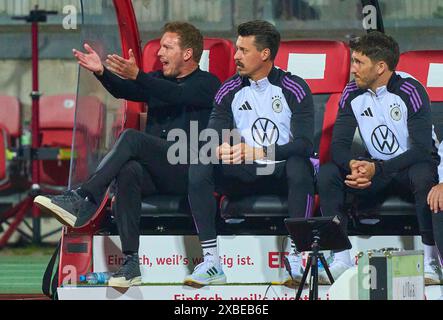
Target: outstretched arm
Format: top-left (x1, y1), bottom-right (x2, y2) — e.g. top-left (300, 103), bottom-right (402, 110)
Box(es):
top-left (73, 43), bottom-right (104, 75)
top-left (73, 43), bottom-right (150, 102)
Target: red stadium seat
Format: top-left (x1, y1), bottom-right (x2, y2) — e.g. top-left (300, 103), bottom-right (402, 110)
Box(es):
top-left (142, 37), bottom-right (236, 82)
top-left (39, 94), bottom-right (104, 190)
top-left (0, 126), bottom-right (8, 187)
top-left (275, 40), bottom-right (350, 164)
top-left (0, 96), bottom-right (30, 248)
top-left (275, 40), bottom-right (350, 94)
top-left (71, 95), bottom-right (106, 183)
top-left (0, 96), bottom-right (22, 190)
top-left (0, 96), bottom-right (21, 145)
top-left (397, 50), bottom-right (443, 139)
top-left (397, 50), bottom-right (443, 103)
top-left (38, 94), bottom-right (76, 189)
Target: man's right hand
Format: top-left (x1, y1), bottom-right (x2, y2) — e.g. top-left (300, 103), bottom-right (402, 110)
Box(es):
top-left (216, 142), bottom-right (232, 163)
top-left (345, 159), bottom-right (372, 189)
top-left (72, 43), bottom-right (104, 76)
top-left (427, 183), bottom-right (443, 213)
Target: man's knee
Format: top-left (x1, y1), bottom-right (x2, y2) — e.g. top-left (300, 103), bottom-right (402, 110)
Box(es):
top-left (119, 128), bottom-right (142, 143)
top-left (188, 163), bottom-right (213, 190)
top-left (409, 162), bottom-right (437, 193)
top-left (318, 162), bottom-right (342, 188)
top-left (421, 229), bottom-right (435, 246)
top-left (286, 156), bottom-right (313, 185)
top-left (117, 160), bottom-right (143, 184)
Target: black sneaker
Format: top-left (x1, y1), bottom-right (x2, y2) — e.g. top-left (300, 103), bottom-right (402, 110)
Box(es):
top-left (34, 189), bottom-right (98, 228)
top-left (108, 254), bottom-right (142, 288)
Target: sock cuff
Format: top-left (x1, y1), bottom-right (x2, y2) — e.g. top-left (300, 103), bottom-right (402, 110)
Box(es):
top-left (201, 239), bottom-right (217, 249)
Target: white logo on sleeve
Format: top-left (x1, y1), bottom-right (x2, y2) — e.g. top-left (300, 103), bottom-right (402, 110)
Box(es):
top-left (251, 118), bottom-right (279, 146)
top-left (371, 125), bottom-right (399, 155)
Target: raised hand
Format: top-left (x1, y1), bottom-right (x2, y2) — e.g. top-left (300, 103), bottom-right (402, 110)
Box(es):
top-left (72, 43), bottom-right (104, 75)
top-left (105, 49), bottom-right (139, 80)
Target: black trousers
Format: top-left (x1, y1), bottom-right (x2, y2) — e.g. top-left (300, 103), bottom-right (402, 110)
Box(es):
top-left (318, 161), bottom-right (443, 248)
top-left (81, 129), bottom-right (188, 253)
top-left (188, 156), bottom-right (316, 242)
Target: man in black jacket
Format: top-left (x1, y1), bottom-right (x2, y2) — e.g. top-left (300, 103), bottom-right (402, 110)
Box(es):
top-left (318, 31), bottom-right (443, 285)
top-left (34, 22), bottom-right (221, 287)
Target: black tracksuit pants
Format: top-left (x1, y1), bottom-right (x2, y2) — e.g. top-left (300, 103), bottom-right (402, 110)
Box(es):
top-left (81, 129), bottom-right (188, 253)
top-left (188, 156), bottom-right (315, 242)
top-left (318, 161), bottom-right (443, 254)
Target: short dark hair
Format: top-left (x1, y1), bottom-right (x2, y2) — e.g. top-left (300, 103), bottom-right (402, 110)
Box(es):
top-left (237, 20), bottom-right (281, 61)
top-left (349, 31), bottom-right (399, 71)
top-left (163, 21), bottom-right (204, 63)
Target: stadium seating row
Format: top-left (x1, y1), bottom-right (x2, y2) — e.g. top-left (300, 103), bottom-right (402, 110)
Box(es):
top-left (54, 37), bottom-right (443, 288)
top-left (137, 37), bottom-right (443, 237)
top-left (1, 38), bottom-right (442, 240)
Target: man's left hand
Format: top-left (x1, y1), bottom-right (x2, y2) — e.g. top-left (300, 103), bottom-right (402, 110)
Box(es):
top-left (345, 160), bottom-right (375, 189)
top-left (106, 49), bottom-right (139, 80)
top-left (427, 183), bottom-right (443, 213)
top-left (228, 143), bottom-right (264, 164)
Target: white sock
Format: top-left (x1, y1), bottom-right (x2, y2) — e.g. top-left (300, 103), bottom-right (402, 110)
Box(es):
top-left (424, 244), bottom-right (440, 266)
top-left (289, 238), bottom-right (299, 256)
top-left (333, 249), bottom-right (352, 266)
top-left (201, 239), bottom-right (219, 265)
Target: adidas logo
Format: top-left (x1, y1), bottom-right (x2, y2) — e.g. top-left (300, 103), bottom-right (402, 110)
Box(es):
top-left (239, 101), bottom-right (253, 111)
top-left (361, 107), bottom-right (373, 117)
top-left (206, 266), bottom-right (219, 277)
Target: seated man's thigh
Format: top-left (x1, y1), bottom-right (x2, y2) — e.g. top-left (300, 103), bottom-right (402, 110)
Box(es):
top-left (217, 163), bottom-right (287, 196)
top-left (388, 161), bottom-right (438, 199)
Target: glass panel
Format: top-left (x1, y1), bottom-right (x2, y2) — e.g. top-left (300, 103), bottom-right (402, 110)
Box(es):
top-left (133, 0), bottom-right (443, 50)
top-left (380, 0), bottom-right (443, 51)
top-left (69, 0), bottom-right (124, 188)
top-left (0, 0), bottom-right (81, 189)
top-left (134, 0), bottom-right (234, 43)
top-left (133, 0), bottom-right (366, 46)
top-left (251, 0), bottom-right (365, 39)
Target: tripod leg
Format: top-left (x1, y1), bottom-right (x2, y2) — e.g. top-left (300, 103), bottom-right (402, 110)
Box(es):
top-left (314, 261), bottom-right (318, 300)
top-left (309, 255), bottom-right (318, 300)
top-left (32, 204), bottom-right (41, 244)
top-left (319, 254), bottom-right (335, 285)
top-left (296, 256), bottom-right (311, 300)
top-left (0, 197), bottom-right (32, 247)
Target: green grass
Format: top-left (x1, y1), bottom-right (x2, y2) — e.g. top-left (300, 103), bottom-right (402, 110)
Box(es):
top-left (0, 245), bottom-right (55, 294)
top-left (1, 244), bottom-right (57, 256)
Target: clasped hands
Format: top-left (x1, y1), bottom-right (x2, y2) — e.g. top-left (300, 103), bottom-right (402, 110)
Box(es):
top-left (216, 142), bottom-right (265, 164)
top-left (345, 159), bottom-right (376, 190)
top-left (347, 160), bottom-right (443, 214)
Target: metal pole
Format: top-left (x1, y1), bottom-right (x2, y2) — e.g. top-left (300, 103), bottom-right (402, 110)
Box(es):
top-left (30, 18), bottom-right (41, 244)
